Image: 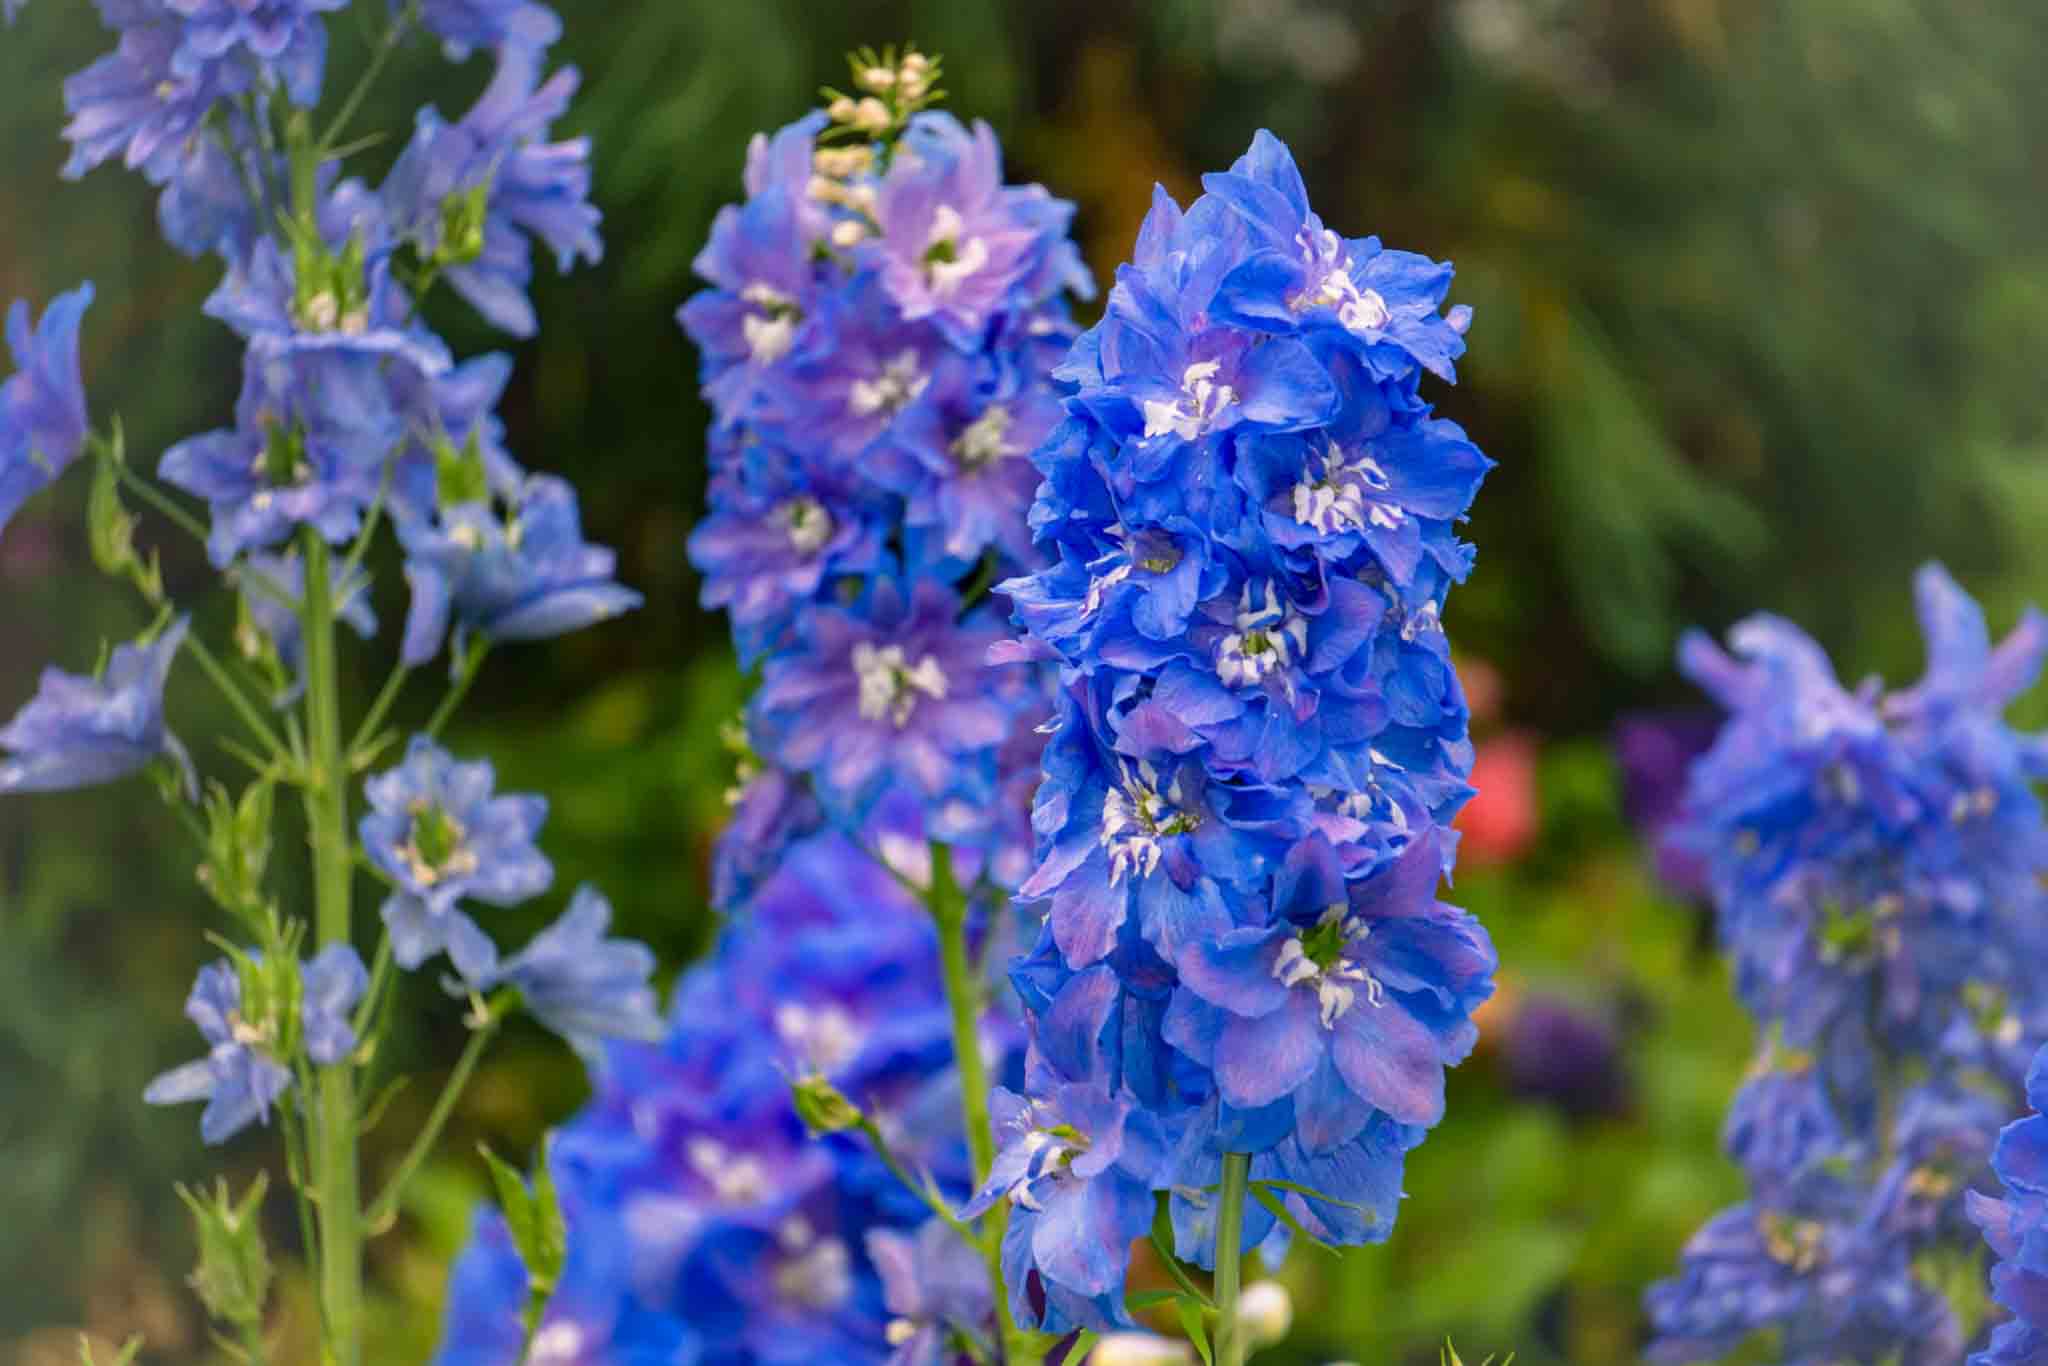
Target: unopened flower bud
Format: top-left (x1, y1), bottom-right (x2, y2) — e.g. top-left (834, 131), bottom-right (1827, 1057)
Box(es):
top-left (857, 65), bottom-right (895, 91)
top-left (830, 220), bottom-right (868, 249)
top-left (828, 95), bottom-right (857, 123)
top-left (1241, 1280), bottom-right (1294, 1347)
top-left (791, 1074), bottom-right (863, 1134)
top-left (1090, 1335), bottom-right (1192, 1366)
top-left (853, 97), bottom-right (891, 133)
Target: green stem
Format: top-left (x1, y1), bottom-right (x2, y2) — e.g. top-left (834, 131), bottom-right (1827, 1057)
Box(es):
top-left (925, 845), bottom-right (1018, 1353)
top-left (425, 639), bottom-right (488, 739)
top-left (315, 3), bottom-right (415, 159)
top-left (365, 1002), bottom-right (502, 1232)
top-left (852, 1117), bottom-right (976, 1243)
top-left (300, 530), bottom-right (363, 1366)
top-left (348, 659), bottom-right (410, 762)
top-left (1214, 1153), bottom-right (1252, 1366)
top-left (109, 456), bottom-right (209, 545)
top-left (185, 633), bottom-right (292, 766)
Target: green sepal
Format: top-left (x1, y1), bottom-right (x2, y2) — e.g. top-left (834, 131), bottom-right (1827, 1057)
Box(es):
top-left (176, 1173), bottom-right (273, 1330)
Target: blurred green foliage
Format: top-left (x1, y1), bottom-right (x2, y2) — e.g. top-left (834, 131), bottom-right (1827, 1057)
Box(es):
top-left (3, 0), bottom-right (2045, 1361)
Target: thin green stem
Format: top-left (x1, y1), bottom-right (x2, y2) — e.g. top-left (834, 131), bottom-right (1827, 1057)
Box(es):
top-left (1149, 1231), bottom-right (1216, 1310)
top-left (109, 457), bottom-right (209, 545)
top-left (348, 659), bottom-right (410, 761)
top-left (925, 844), bottom-right (1018, 1351)
top-left (349, 935), bottom-right (394, 1041)
top-left (851, 1117), bottom-right (976, 1242)
top-left (425, 639), bottom-right (488, 739)
top-left (300, 529), bottom-right (363, 1366)
top-left (365, 1004), bottom-right (502, 1231)
top-left (280, 1091), bottom-right (326, 1346)
top-left (184, 633), bottom-right (291, 765)
top-left (1214, 1153), bottom-right (1252, 1366)
top-left (315, 3), bottom-right (415, 159)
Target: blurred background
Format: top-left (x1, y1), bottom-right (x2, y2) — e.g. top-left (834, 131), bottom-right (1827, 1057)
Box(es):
top-left (4, 1), bottom-right (2047, 1362)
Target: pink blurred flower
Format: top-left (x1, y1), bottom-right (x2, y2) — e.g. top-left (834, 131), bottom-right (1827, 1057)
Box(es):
top-left (1456, 729), bottom-right (1539, 865)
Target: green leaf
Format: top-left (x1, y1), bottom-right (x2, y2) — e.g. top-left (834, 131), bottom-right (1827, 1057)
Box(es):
top-left (78, 1334), bottom-right (144, 1366)
top-left (1251, 1177), bottom-right (1376, 1216)
top-left (479, 1136), bottom-right (568, 1344)
top-left (1177, 1296), bottom-right (1215, 1366)
top-left (1248, 1183), bottom-right (1340, 1258)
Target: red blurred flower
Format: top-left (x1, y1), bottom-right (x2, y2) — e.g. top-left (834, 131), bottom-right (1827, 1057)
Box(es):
top-left (1457, 729), bottom-right (1539, 865)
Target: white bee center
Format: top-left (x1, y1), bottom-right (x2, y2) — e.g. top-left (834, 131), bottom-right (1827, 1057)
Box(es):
top-left (1142, 360), bottom-right (1237, 442)
top-left (853, 642), bottom-right (949, 726)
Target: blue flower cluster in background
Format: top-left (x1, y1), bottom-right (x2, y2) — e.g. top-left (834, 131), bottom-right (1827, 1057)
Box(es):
top-left (679, 91), bottom-right (1089, 867)
top-left (1647, 565), bottom-right (2048, 1362)
top-left (435, 832), bottom-right (1012, 1365)
top-left (1972, 1044), bottom-right (2048, 1365)
top-left (992, 130), bottom-right (1496, 1333)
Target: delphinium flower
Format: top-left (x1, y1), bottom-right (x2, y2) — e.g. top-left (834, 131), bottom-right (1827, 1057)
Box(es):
top-left (1647, 565), bottom-right (2048, 1362)
top-left (1970, 1043), bottom-right (2048, 1365)
top-left (458, 885), bottom-right (665, 1060)
top-left (434, 830), bottom-right (1023, 1364)
top-left (679, 65), bottom-right (1086, 868)
top-left (359, 735), bottom-right (552, 974)
top-left (0, 617), bottom-right (191, 795)
top-left (988, 129), bottom-right (1494, 1333)
top-left (0, 284), bottom-right (95, 535)
top-left (144, 944), bottom-right (367, 1144)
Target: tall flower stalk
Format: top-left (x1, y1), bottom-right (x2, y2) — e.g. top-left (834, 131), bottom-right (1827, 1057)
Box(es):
top-left (1, 3), bottom-right (655, 1361)
top-left (1647, 565), bottom-right (2048, 1363)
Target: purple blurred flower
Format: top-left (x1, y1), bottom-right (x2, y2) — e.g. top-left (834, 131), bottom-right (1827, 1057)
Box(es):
top-left (0, 617), bottom-right (191, 796)
top-left (0, 284), bottom-right (94, 538)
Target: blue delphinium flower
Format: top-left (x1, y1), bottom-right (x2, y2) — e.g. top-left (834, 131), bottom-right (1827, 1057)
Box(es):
top-left (462, 885), bottom-right (664, 1059)
top-left (1971, 1044), bottom-right (2048, 1365)
top-left (987, 128), bottom-right (1492, 1308)
top-left (0, 617), bottom-right (191, 795)
top-left (383, 41), bottom-right (601, 337)
top-left (867, 1219), bottom-right (992, 1366)
top-left (411, 0), bottom-right (560, 60)
top-left (240, 550), bottom-right (377, 706)
top-left (143, 944), bottom-right (366, 1144)
top-left (159, 346), bottom-right (407, 567)
top-left (434, 830), bottom-right (1018, 1363)
top-left (359, 735), bottom-right (552, 973)
top-left (396, 474), bottom-right (643, 668)
top-left (2, 1), bottom-right (24, 26)
top-left (0, 284), bottom-right (94, 537)
top-left (1648, 565), bottom-right (2048, 1363)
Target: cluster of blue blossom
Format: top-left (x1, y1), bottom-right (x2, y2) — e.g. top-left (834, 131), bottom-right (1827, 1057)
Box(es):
top-left (987, 131), bottom-right (1498, 1332)
top-left (436, 832), bottom-right (1012, 1365)
top-left (1972, 1044), bottom-right (2048, 1365)
top-left (1647, 565), bottom-right (2048, 1363)
top-left (679, 87), bottom-right (1090, 876)
top-left (0, 0), bottom-right (662, 1144)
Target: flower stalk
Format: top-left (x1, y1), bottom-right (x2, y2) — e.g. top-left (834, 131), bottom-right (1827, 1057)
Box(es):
top-left (1213, 1153), bottom-right (1252, 1366)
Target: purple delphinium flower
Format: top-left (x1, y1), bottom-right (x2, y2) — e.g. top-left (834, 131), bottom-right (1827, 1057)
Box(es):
top-left (359, 735), bottom-right (551, 973)
top-left (159, 346), bottom-right (405, 567)
top-left (240, 550), bottom-right (377, 706)
top-left (382, 40), bottom-right (601, 337)
top-left (0, 617), bottom-right (191, 796)
top-left (411, 0), bottom-right (560, 60)
top-left (143, 944), bottom-right (366, 1144)
top-left (396, 474), bottom-right (641, 668)
top-left (64, 12), bottom-right (247, 181)
top-left (750, 579), bottom-right (1018, 826)
top-left (463, 885), bottom-right (664, 1060)
top-left (1502, 995), bottom-right (1631, 1120)
top-left (0, 284), bottom-right (94, 538)
top-left (1613, 708), bottom-right (1721, 902)
top-left (867, 1220), bottom-right (993, 1366)
top-left (1970, 1044), bottom-right (2048, 1365)
top-left (1649, 565), bottom-right (2048, 1364)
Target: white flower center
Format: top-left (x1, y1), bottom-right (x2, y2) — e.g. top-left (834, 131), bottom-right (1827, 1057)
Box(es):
top-left (1100, 760), bottom-right (1199, 884)
top-left (1216, 581), bottom-right (1309, 689)
top-left (740, 281), bottom-right (800, 364)
top-left (848, 348), bottom-right (928, 417)
top-left (773, 1217), bottom-right (854, 1309)
top-left (1293, 439), bottom-right (1403, 536)
top-left (526, 1323), bottom-right (587, 1364)
top-left (1291, 227), bottom-right (1390, 333)
top-left (1142, 360), bottom-right (1237, 442)
top-left (775, 1002), bottom-right (864, 1074)
top-left (923, 204), bottom-right (992, 297)
top-left (687, 1137), bottom-right (773, 1205)
top-left (1272, 908), bottom-right (1383, 1029)
top-left (853, 642), bottom-right (949, 727)
top-left (779, 496), bottom-right (833, 555)
top-left (951, 404), bottom-right (1015, 470)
